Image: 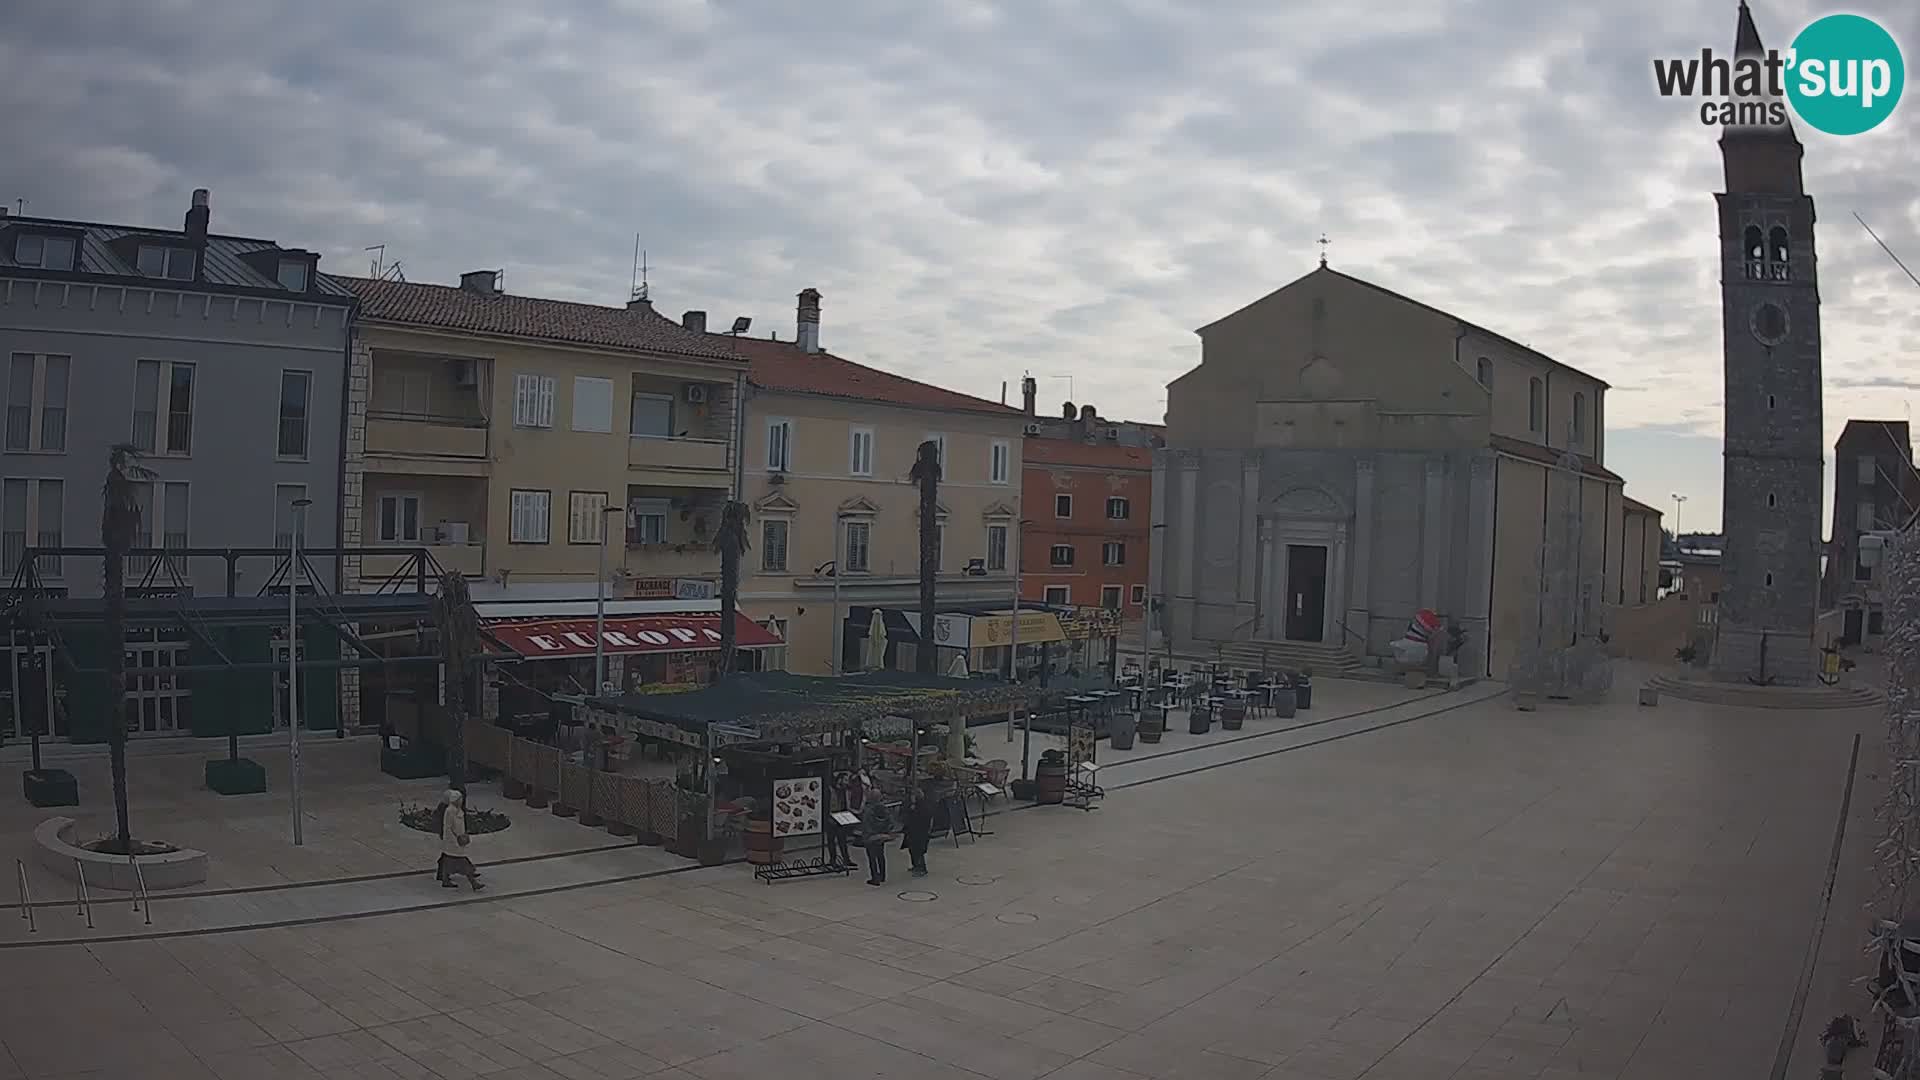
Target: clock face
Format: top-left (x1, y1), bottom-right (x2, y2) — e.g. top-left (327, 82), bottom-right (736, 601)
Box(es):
top-left (1750, 302), bottom-right (1790, 346)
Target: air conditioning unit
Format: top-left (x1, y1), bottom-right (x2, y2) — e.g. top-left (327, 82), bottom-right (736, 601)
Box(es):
top-left (450, 358), bottom-right (479, 387)
top-left (684, 384), bottom-right (709, 404)
top-left (1104, 427), bottom-right (1120, 440)
top-left (436, 521), bottom-right (470, 544)
top-left (1023, 423), bottom-right (1041, 436)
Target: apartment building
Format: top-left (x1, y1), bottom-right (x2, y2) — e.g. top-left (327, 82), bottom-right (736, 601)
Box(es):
top-left (1823, 419), bottom-right (1920, 645)
top-left (728, 290), bottom-right (1029, 674)
top-left (1, 190), bottom-right (355, 742)
top-left (339, 273), bottom-right (780, 727)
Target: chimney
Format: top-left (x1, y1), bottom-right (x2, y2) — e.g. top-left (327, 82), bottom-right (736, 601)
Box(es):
top-left (1080, 404), bottom-right (1097, 423)
top-left (1061, 400), bottom-right (1076, 420)
top-left (682, 310), bottom-right (707, 333)
top-left (460, 269), bottom-right (499, 294)
top-left (184, 188), bottom-right (210, 242)
top-left (1021, 376), bottom-right (1037, 415)
top-left (796, 288), bottom-right (821, 353)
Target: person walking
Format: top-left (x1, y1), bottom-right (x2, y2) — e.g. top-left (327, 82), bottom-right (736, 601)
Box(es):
top-left (859, 788), bottom-right (894, 887)
top-left (902, 787), bottom-right (934, 878)
top-left (824, 769), bottom-right (854, 868)
top-left (436, 788), bottom-right (485, 891)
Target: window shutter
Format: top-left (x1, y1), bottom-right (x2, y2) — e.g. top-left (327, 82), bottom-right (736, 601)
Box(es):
top-left (538, 377), bottom-right (555, 428)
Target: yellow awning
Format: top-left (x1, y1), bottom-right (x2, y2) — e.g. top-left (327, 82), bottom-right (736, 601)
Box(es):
top-left (970, 612), bottom-right (1066, 646)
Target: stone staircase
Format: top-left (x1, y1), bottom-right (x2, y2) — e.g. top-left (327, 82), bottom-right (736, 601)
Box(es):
top-left (1215, 639), bottom-right (1367, 678)
top-left (1643, 674), bottom-right (1883, 711)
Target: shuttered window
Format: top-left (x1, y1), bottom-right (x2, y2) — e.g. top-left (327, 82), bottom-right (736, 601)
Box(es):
top-left (509, 489), bottom-right (551, 543)
top-left (513, 374), bottom-right (555, 428)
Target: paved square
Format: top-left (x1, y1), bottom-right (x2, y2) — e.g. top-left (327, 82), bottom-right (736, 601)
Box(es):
top-left (0, 671), bottom-right (1883, 1079)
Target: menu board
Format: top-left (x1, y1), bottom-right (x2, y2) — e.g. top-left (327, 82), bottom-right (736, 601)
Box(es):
top-left (770, 776), bottom-right (823, 837)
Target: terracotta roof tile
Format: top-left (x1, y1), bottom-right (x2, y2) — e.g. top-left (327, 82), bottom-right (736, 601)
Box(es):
top-left (1022, 439), bottom-right (1153, 469)
top-left (336, 277), bottom-right (744, 361)
top-left (730, 334), bottom-right (1019, 416)
top-left (1490, 434), bottom-right (1624, 483)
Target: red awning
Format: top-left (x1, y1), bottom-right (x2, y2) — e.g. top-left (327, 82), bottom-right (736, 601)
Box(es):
top-left (484, 613), bottom-right (783, 658)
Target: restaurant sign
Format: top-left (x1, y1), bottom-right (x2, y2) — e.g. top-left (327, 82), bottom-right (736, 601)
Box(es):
top-left (972, 611), bottom-right (1067, 646)
top-left (1058, 607), bottom-right (1122, 639)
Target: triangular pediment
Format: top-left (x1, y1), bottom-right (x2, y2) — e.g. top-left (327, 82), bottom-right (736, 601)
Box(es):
top-left (838, 495), bottom-right (882, 516)
top-left (754, 491), bottom-right (801, 514)
top-left (980, 500), bottom-right (1017, 520)
top-left (915, 500), bottom-right (953, 521)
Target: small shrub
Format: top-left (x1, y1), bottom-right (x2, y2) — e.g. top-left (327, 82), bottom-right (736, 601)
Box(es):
top-left (1674, 644), bottom-right (1698, 664)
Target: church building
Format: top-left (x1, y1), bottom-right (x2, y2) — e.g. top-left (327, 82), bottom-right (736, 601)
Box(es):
top-left (1151, 263), bottom-right (1654, 680)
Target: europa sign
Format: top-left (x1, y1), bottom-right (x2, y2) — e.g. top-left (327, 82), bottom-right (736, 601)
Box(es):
top-left (484, 614), bottom-right (782, 658)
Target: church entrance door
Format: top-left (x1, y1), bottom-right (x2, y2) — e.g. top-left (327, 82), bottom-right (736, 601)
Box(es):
top-left (1284, 544), bottom-right (1328, 642)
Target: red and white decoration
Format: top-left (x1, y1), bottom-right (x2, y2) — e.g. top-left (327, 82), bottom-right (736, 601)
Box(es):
top-left (483, 613), bottom-right (782, 658)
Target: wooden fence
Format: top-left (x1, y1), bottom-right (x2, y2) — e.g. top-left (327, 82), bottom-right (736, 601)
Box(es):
top-left (464, 718), bottom-right (682, 840)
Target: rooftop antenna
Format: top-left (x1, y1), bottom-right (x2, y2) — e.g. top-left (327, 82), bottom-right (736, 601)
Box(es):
top-left (13, 199), bottom-right (24, 217)
top-left (1317, 233), bottom-right (1331, 267)
top-left (630, 235), bottom-right (650, 303)
top-left (364, 244), bottom-right (386, 277)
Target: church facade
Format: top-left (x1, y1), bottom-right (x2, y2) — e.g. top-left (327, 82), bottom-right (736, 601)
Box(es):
top-left (1152, 266), bottom-right (1648, 679)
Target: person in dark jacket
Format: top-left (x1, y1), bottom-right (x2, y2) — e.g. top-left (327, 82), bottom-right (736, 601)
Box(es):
top-left (902, 788), bottom-right (934, 877)
top-left (859, 792), bottom-right (894, 886)
top-left (824, 770), bottom-right (853, 868)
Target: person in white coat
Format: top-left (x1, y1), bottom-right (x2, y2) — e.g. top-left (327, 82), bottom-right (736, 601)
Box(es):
top-left (436, 788), bottom-right (484, 891)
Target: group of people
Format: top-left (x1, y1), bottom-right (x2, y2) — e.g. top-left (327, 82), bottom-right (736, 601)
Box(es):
top-left (826, 768), bottom-right (935, 886)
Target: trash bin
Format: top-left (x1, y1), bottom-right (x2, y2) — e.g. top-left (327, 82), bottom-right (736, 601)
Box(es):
top-left (1293, 674), bottom-right (1313, 710)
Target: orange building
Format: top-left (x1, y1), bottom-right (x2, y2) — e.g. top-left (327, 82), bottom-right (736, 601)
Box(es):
top-left (1021, 438), bottom-right (1152, 612)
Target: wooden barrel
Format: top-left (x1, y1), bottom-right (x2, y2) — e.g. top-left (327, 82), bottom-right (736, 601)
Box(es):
top-left (744, 817), bottom-right (783, 865)
top-left (1035, 760), bottom-right (1068, 805)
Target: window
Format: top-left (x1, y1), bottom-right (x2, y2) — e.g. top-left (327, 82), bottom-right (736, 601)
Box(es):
top-left (374, 369), bottom-right (432, 417)
top-left (513, 374), bottom-right (556, 428)
top-left (161, 482), bottom-right (189, 551)
top-left (1572, 392), bottom-right (1586, 445)
top-left (276, 259), bottom-right (308, 292)
top-left (377, 493), bottom-right (421, 543)
top-left (1050, 544), bottom-right (1074, 567)
top-left (762, 519), bottom-right (790, 572)
top-left (986, 524), bottom-right (1008, 572)
top-left (1857, 501), bottom-right (1877, 532)
top-left (1859, 456), bottom-right (1877, 486)
top-left (13, 234), bottom-right (75, 271)
top-left (1044, 585), bottom-right (1070, 605)
top-left (849, 427), bottom-right (874, 477)
top-left (767, 419), bottom-right (792, 471)
top-left (34, 480), bottom-right (62, 577)
top-left (843, 521), bottom-right (871, 573)
top-left (1528, 377), bottom-right (1543, 433)
top-left (1131, 584), bottom-right (1146, 605)
top-left (1101, 585), bottom-right (1123, 610)
top-left (568, 492), bottom-right (610, 544)
top-left (1475, 357), bottom-right (1492, 388)
top-left (5, 353), bottom-right (68, 452)
top-left (1102, 541), bottom-right (1126, 566)
top-left (136, 245), bottom-right (195, 280)
top-left (1768, 395), bottom-right (1776, 410)
top-left (1857, 557), bottom-right (1873, 582)
top-left (1766, 492), bottom-right (1775, 508)
top-left (571, 376), bottom-right (613, 433)
top-left (509, 490), bottom-right (551, 544)
top-left (272, 484), bottom-right (307, 549)
top-left (134, 360), bottom-right (196, 454)
top-left (277, 371), bottom-right (311, 458)
top-left (922, 434), bottom-right (946, 469)
top-left (629, 392), bottom-right (673, 438)
top-left (1106, 497), bottom-right (1130, 520)
top-left (1055, 494), bottom-right (1072, 519)
top-left (626, 498), bottom-right (668, 546)
top-left (0, 479), bottom-right (23, 574)
top-left (990, 440), bottom-right (1010, 485)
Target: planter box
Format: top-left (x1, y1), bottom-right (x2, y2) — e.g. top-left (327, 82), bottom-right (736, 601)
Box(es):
top-left (1219, 705), bottom-right (1245, 731)
top-left (1271, 689), bottom-right (1297, 719)
top-left (1638, 687), bottom-right (1659, 707)
top-left (525, 789), bottom-right (551, 809)
top-left (1189, 710), bottom-right (1212, 735)
top-left (22, 768), bottom-right (78, 808)
top-left (1138, 726), bottom-right (1163, 744)
top-left (501, 777), bottom-right (528, 800)
top-left (1111, 727), bottom-right (1135, 750)
top-left (1009, 779), bottom-right (1038, 801)
top-left (205, 758), bottom-right (267, 796)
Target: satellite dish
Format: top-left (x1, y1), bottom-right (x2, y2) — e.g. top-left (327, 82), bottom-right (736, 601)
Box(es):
top-left (730, 316), bottom-right (751, 335)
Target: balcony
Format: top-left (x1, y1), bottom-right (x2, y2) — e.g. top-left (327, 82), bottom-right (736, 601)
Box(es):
top-left (365, 412), bottom-right (489, 473)
top-left (358, 542), bottom-right (485, 585)
top-left (622, 543), bottom-right (721, 581)
top-left (627, 435), bottom-right (730, 487)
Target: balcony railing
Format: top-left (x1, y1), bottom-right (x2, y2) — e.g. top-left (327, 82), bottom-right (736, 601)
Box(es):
top-left (360, 542), bottom-right (484, 581)
top-left (627, 435), bottom-right (729, 475)
top-left (366, 411), bottom-right (488, 459)
top-left (622, 544), bottom-right (721, 579)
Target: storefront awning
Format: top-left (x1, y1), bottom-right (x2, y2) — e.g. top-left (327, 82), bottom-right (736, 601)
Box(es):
top-left (484, 612), bottom-right (783, 659)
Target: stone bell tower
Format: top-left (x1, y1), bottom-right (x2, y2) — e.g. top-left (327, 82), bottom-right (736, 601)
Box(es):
top-left (1708, 1), bottom-right (1824, 685)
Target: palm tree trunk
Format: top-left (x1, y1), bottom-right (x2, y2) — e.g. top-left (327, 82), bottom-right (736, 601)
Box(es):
top-left (104, 518), bottom-right (132, 849)
top-left (915, 441), bottom-right (940, 676)
top-left (712, 501), bottom-right (750, 682)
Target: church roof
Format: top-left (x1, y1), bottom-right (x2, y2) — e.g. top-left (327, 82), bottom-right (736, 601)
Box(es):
top-left (1490, 434), bottom-right (1624, 484)
top-left (1622, 495), bottom-right (1662, 516)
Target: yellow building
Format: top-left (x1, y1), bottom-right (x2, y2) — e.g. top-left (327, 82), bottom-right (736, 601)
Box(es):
top-left (718, 289), bottom-right (1031, 674)
top-left (337, 271), bottom-right (778, 728)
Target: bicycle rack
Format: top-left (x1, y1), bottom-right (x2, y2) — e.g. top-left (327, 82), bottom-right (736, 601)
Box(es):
top-left (15, 860), bottom-right (34, 933)
top-left (72, 859), bottom-right (93, 930)
top-left (129, 854), bottom-right (151, 926)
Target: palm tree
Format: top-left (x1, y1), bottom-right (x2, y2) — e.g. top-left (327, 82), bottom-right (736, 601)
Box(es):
top-left (101, 443), bottom-right (154, 852)
top-left (712, 501), bottom-right (751, 680)
top-left (910, 440), bottom-right (941, 675)
top-left (432, 570), bottom-right (480, 792)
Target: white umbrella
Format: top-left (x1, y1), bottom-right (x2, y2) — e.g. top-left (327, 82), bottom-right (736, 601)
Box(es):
top-left (864, 609), bottom-right (888, 671)
top-left (947, 651), bottom-right (970, 678)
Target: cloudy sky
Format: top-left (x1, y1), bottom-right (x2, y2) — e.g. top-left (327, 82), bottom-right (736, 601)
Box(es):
top-left (5, 0), bottom-right (1916, 531)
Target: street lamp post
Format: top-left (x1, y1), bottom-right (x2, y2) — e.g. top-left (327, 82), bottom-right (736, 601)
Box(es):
top-left (1136, 521), bottom-right (1168, 730)
top-left (288, 498), bottom-right (312, 847)
top-left (1671, 493), bottom-right (1687, 541)
top-left (593, 504), bottom-right (624, 696)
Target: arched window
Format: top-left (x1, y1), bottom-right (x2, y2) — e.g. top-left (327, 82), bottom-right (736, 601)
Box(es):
top-left (1769, 226), bottom-right (1790, 263)
top-left (1572, 391), bottom-right (1587, 445)
top-left (1744, 224), bottom-right (1765, 260)
top-left (1528, 377), bottom-right (1543, 433)
top-left (1476, 356), bottom-right (1492, 388)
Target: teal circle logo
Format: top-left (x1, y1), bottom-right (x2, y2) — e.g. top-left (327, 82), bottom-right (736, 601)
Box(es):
top-left (1786, 14), bottom-right (1904, 135)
